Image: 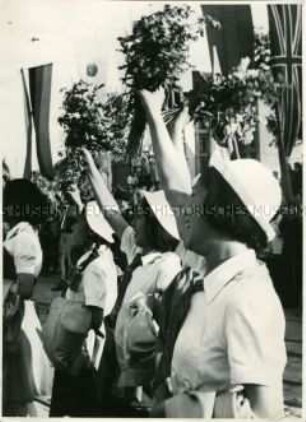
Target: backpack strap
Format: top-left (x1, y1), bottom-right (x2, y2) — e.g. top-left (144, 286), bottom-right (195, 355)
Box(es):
top-left (69, 244), bottom-right (100, 291)
top-left (154, 267), bottom-right (203, 396)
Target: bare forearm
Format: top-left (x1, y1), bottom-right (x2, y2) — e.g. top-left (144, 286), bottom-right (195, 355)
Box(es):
top-left (87, 162), bottom-right (118, 211)
top-left (86, 155), bottom-right (128, 238)
top-left (172, 129), bottom-right (185, 155)
top-left (147, 111), bottom-right (192, 196)
top-left (244, 384), bottom-right (284, 419)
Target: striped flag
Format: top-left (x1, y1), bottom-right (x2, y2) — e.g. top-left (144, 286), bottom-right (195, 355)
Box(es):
top-left (21, 64), bottom-right (54, 179)
top-left (21, 69), bottom-right (33, 180)
top-left (268, 4), bottom-right (302, 157)
top-left (29, 64), bottom-right (54, 179)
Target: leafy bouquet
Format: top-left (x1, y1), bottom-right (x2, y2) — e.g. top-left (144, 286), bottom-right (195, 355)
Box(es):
top-left (117, 5), bottom-right (217, 155)
top-left (57, 81), bottom-right (131, 188)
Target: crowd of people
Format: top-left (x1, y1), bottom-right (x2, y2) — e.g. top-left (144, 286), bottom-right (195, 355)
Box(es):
top-left (3, 88), bottom-right (289, 418)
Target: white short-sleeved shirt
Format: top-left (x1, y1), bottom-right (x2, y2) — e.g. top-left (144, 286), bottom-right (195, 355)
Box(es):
top-left (118, 226), bottom-right (182, 302)
top-left (4, 222), bottom-right (43, 277)
top-left (66, 244), bottom-right (117, 317)
top-left (115, 226), bottom-right (182, 378)
top-left (171, 250), bottom-right (287, 397)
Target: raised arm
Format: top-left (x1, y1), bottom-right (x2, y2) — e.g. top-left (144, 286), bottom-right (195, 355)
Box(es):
top-left (139, 89), bottom-right (193, 200)
top-left (82, 148), bottom-right (128, 239)
top-left (169, 103), bottom-right (191, 157)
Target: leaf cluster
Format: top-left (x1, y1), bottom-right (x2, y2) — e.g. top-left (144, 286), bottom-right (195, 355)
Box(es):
top-left (190, 34), bottom-right (279, 142)
top-left (57, 80), bottom-right (132, 188)
top-left (118, 5), bottom-right (208, 91)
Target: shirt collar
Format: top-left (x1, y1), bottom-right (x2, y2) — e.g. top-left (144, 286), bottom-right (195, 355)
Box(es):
top-left (204, 249), bottom-right (257, 303)
top-left (141, 251), bottom-right (162, 266)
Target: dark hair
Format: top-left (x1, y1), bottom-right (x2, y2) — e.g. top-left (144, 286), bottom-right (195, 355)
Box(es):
top-left (88, 228), bottom-right (113, 248)
top-left (139, 197), bottom-right (179, 253)
top-left (3, 179), bottom-right (49, 226)
top-left (203, 168), bottom-right (267, 252)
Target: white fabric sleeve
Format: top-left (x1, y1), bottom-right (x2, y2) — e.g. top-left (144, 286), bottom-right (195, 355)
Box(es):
top-left (225, 296), bottom-right (286, 386)
top-left (82, 262), bottom-right (107, 310)
top-left (13, 232), bottom-right (40, 275)
top-left (120, 225), bottom-right (139, 265)
top-left (155, 253), bottom-right (182, 291)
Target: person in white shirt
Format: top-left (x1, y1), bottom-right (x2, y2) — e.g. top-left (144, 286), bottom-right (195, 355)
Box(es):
top-left (139, 88), bottom-right (287, 419)
top-left (82, 148), bottom-right (182, 416)
top-left (50, 200), bottom-right (118, 417)
top-left (3, 179), bottom-right (54, 416)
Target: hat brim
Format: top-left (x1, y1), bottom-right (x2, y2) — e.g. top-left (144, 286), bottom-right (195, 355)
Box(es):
top-left (85, 202), bottom-right (115, 243)
top-left (210, 154), bottom-right (277, 242)
top-left (142, 190), bottom-right (180, 241)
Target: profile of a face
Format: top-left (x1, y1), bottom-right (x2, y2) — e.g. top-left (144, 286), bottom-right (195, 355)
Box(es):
top-left (185, 175), bottom-right (211, 254)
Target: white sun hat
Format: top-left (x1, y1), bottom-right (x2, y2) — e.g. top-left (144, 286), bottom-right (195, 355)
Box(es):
top-left (85, 201), bottom-right (115, 243)
top-left (142, 190), bottom-right (180, 241)
top-left (209, 150), bottom-right (282, 242)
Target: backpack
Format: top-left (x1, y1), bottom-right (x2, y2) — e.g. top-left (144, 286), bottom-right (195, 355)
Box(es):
top-left (41, 246), bottom-right (99, 375)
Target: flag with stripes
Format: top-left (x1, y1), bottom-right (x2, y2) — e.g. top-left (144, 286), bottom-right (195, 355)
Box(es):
top-left (21, 69), bottom-right (33, 179)
top-left (21, 64), bottom-right (54, 179)
top-left (268, 4), bottom-right (302, 157)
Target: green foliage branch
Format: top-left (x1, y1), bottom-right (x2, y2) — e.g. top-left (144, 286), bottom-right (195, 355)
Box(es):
top-left (56, 80), bottom-right (131, 189)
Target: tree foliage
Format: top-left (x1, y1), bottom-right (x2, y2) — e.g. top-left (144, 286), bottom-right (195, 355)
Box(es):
top-left (58, 81), bottom-right (129, 153)
top-left (117, 6), bottom-right (278, 156)
top-left (184, 33), bottom-right (278, 149)
top-left (118, 5), bottom-right (214, 91)
top-left (118, 4), bottom-right (218, 156)
top-left (57, 80), bottom-right (131, 189)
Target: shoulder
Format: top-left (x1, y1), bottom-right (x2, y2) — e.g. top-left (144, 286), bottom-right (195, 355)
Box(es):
top-left (5, 223), bottom-right (42, 274)
top-left (82, 260), bottom-right (107, 300)
top-left (230, 262), bottom-right (277, 300)
top-left (6, 223), bottom-right (40, 256)
top-left (226, 263), bottom-right (285, 327)
top-left (83, 251), bottom-right (116, 286)
top-left (88, 250), bottom-right (115, 274)
top-left (82, 254), bottom-right (117, 311)
top-left (155, 252), bottom-right (182, 290)
top-left (83, 256), bottom-right (106, 280)
top-left (16, 230), bottom-right (39, 249)
top-left (158, 252), bottom-right (181, 268)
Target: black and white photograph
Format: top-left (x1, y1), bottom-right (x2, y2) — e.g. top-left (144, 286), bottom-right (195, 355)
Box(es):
top-left (1, 1), bottom-right (303, 418)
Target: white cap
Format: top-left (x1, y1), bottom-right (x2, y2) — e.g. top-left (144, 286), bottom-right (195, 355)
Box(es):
top-left (85, 201), bottom-right (115, 243)
top-left (209, 152), bottom-right (282, 242)
top-left (142, 190), bottom-right (180, 241)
